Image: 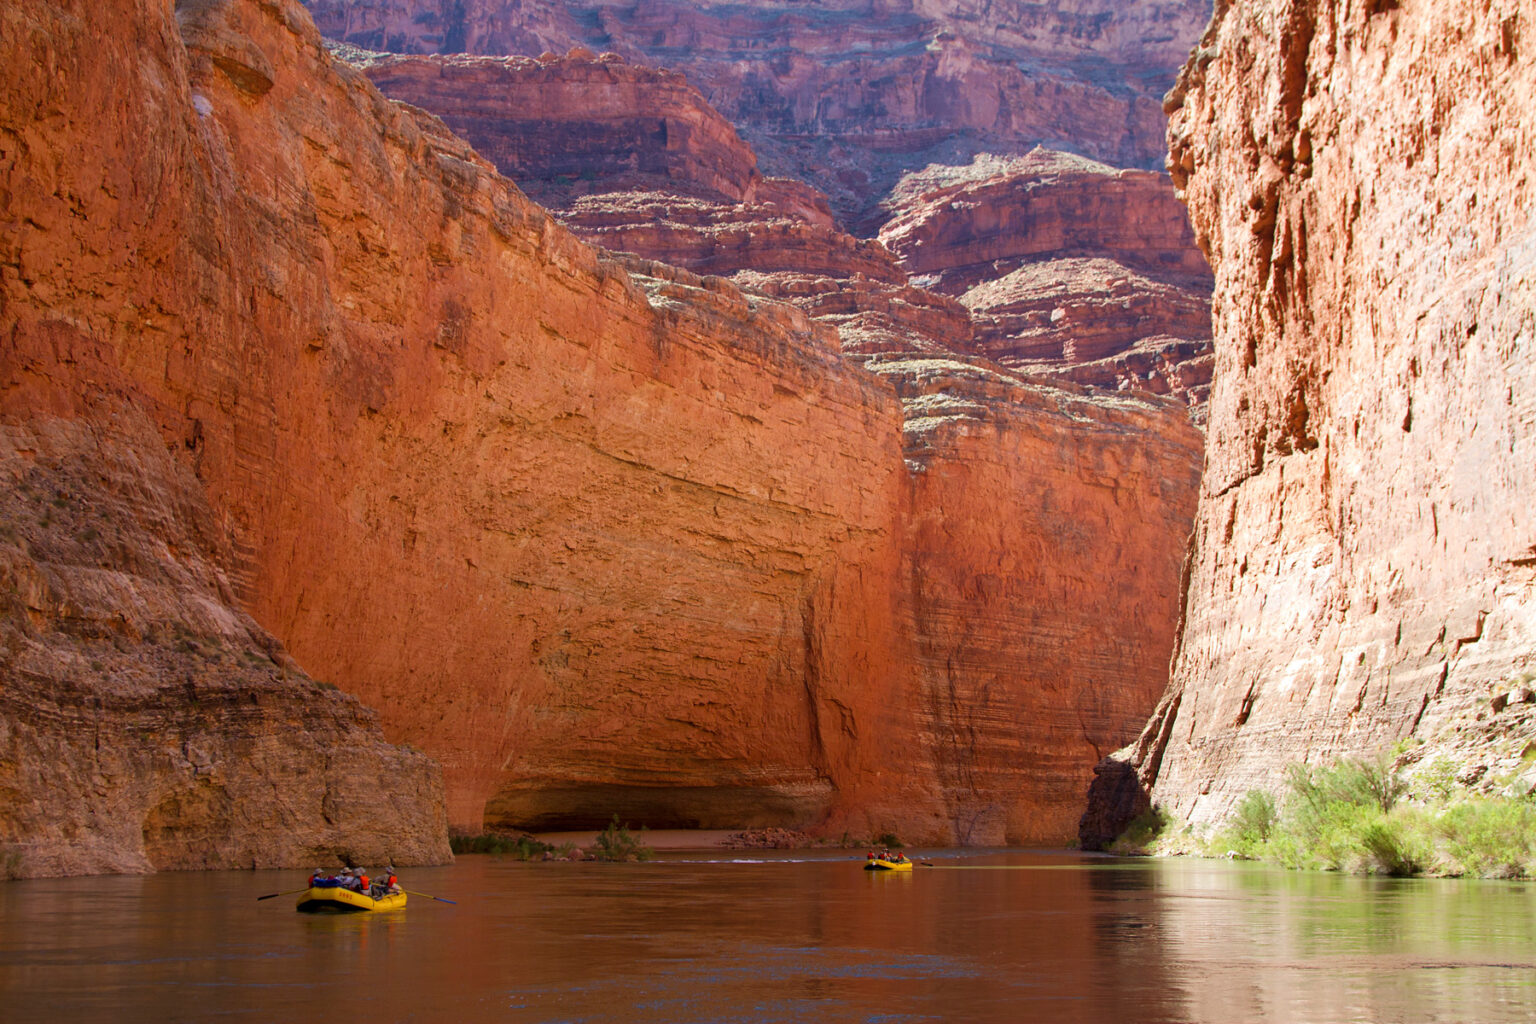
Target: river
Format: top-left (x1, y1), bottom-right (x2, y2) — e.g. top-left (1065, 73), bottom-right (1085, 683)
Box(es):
top-left (2, 850), bottom-right (1533, 1022)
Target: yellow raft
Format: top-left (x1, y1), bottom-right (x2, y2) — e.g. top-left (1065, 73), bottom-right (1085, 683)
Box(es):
top-left (864, 857), bottom-right (913, 872)
top-left (296, 886), bottom-right (407, 913)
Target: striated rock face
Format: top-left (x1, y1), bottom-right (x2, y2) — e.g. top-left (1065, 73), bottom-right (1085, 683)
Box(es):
top-left (349, 49), bottom-right (761, 209)
top-left (1124, 0), bottom-right (1536, 827)
top-left (5, 0), bottom-right (929, 842)
top-left (337, 37), bottom-right (1204, 844)
top-left (306, 0), bottom-right (1212, 225)
top-left (869, 356), bottom-right (1204, 842)
top-left (0, 399), bottom-right (451, 878)
top-left (342, 30), bottom-right (1217, 418)
top-left (345, 45), bottom-right (985, 360)
top-left (879, 150), bottom-right (1215, 415)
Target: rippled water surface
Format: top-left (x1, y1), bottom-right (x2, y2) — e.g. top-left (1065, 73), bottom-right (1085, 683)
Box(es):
top-left (3, 850), bottom-right (1535, 1022)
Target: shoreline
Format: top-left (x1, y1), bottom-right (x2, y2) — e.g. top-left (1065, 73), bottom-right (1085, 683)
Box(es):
top-left (528, 827), bottom-right (824, 852)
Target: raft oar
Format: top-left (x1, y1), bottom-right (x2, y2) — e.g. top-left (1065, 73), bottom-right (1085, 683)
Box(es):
top-left (256, 887), bottom-right (311, 901)
top-left (400, 888), bottom-right (457, 905)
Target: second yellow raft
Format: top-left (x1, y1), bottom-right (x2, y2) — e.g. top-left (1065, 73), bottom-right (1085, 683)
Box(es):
top-left (296, 886), bottom-right (407, 912)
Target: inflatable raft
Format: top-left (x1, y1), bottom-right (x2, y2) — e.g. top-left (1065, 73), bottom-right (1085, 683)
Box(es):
top-left (296, 884), bottom-right (407, 913)
top-left (864, 857), bottom-right (913, 872)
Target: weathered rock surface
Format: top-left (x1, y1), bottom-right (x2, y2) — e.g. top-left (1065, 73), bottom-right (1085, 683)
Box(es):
top-left (345, 45), bottom-right (988, 362)
top-left (879, 150), bottom-right (1215, 414)
top-left (306, 0), bottom-right (1212, 225)
top-left (1121, 0), bottom-right (1536, 828)
top-left (344, 37), bottom-right (1216, 422)
top-left (348, 49), bottom-right (761, 209)
top-left (0, 414), bottom-right (451, 878)
top-left (336, 42), bottom-right (1205, 844)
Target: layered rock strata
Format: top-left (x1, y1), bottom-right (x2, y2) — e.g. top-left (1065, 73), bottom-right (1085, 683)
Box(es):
top-left (305, 0), bottom-right (1212, 225)
top-left (0, 414), bottom-right (450, 878)
top-left (1105, 0), bottom-right (1536, 831)
top-left (346, 48), bottom-right (981, 360)
top-left (879, 150), bottom-right (1215, 415)
top-left (348, 48), bottom-right (760, 210)
top-left (346, 43), bottom-right (1216, 417)
top-left (867, 355), bottom-right (1204, 842)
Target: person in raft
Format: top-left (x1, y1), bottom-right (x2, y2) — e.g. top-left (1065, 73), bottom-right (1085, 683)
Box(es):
top-left (369, 867), bottom-right (399, 899)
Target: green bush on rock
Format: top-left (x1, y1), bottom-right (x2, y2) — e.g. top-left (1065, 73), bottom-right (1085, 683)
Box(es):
top-left (1194, 751), bottom-right (1536, 879)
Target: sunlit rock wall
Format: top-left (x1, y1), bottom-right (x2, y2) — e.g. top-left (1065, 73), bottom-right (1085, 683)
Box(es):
top-left (1139, 0), bottom-right (1536, 825)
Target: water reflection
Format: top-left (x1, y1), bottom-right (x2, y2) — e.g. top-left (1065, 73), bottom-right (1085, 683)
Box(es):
top-left (1, 852), bottom-right (1533, 1022)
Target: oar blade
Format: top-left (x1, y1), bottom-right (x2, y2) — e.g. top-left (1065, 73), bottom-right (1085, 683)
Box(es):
top-left (256, 887), bottom-right (309, 901)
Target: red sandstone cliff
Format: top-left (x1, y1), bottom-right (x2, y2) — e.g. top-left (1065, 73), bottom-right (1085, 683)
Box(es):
top-left (305, 0), bottom-right (1211, 225)
top-left (878, 149), bottom-right (1215, 415)
top-left (1100, 0), bottom-right (1536, 832)
top-left (871, 355), bottom-right (1203, 842)
top-left (3, 0), bottom-right (1204, 862)
top-left (351, 49), bottom-right (1214, 413)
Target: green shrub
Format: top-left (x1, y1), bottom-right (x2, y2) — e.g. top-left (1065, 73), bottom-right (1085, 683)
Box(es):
top-left (1208, 789), bottom-right (1277, 859)
top-left (1415, 756), bottom-right (1460, 802)
top-left (1356, 817), bottom-right (1429, 876)
top-left (1432, 800), bottom-right (1536, 878)
top-left (1286, 754), bottom-right (1408, 816)
top-left (1109, 806), bottom-right (1169, 855)
top-left (875, 831), bottom-right (903, 849)
top-left (592, 814), bottom-right (652, 862)
top-left (1244, 750), bottom-right (1535, 878)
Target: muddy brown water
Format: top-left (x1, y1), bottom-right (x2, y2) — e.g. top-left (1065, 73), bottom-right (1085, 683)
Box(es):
top-left (2, 850), bottom-right (1533, 1022)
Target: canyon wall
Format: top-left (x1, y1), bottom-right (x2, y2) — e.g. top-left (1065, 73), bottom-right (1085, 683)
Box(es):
top-left (305, 0), bottom-right (1212, 225)
top-left (344, 44), bottom-right (1206, 845)
top-left (872, 356), bottom-right (1203, 842)
top-left (3, 0), bottom-right (929, 847)
top-left (1118, 0), bottom-right (1536, 828)
top-left (352, 49), bottom-right (1213, 407)
top-left (3, 0), bottom-right (1204, 863)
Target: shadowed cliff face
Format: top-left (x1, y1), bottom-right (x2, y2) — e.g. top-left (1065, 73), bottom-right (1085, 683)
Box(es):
top-left (304, 0), bottom-right (1212, 226)
top-left (1127, 0), bottom-right (1536, 825)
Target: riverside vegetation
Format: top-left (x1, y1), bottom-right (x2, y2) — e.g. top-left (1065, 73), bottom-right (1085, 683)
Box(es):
top-left (449, 816), bottom-right (653, 862)
top-left (1114, 741), bottom-right (1536, 879)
